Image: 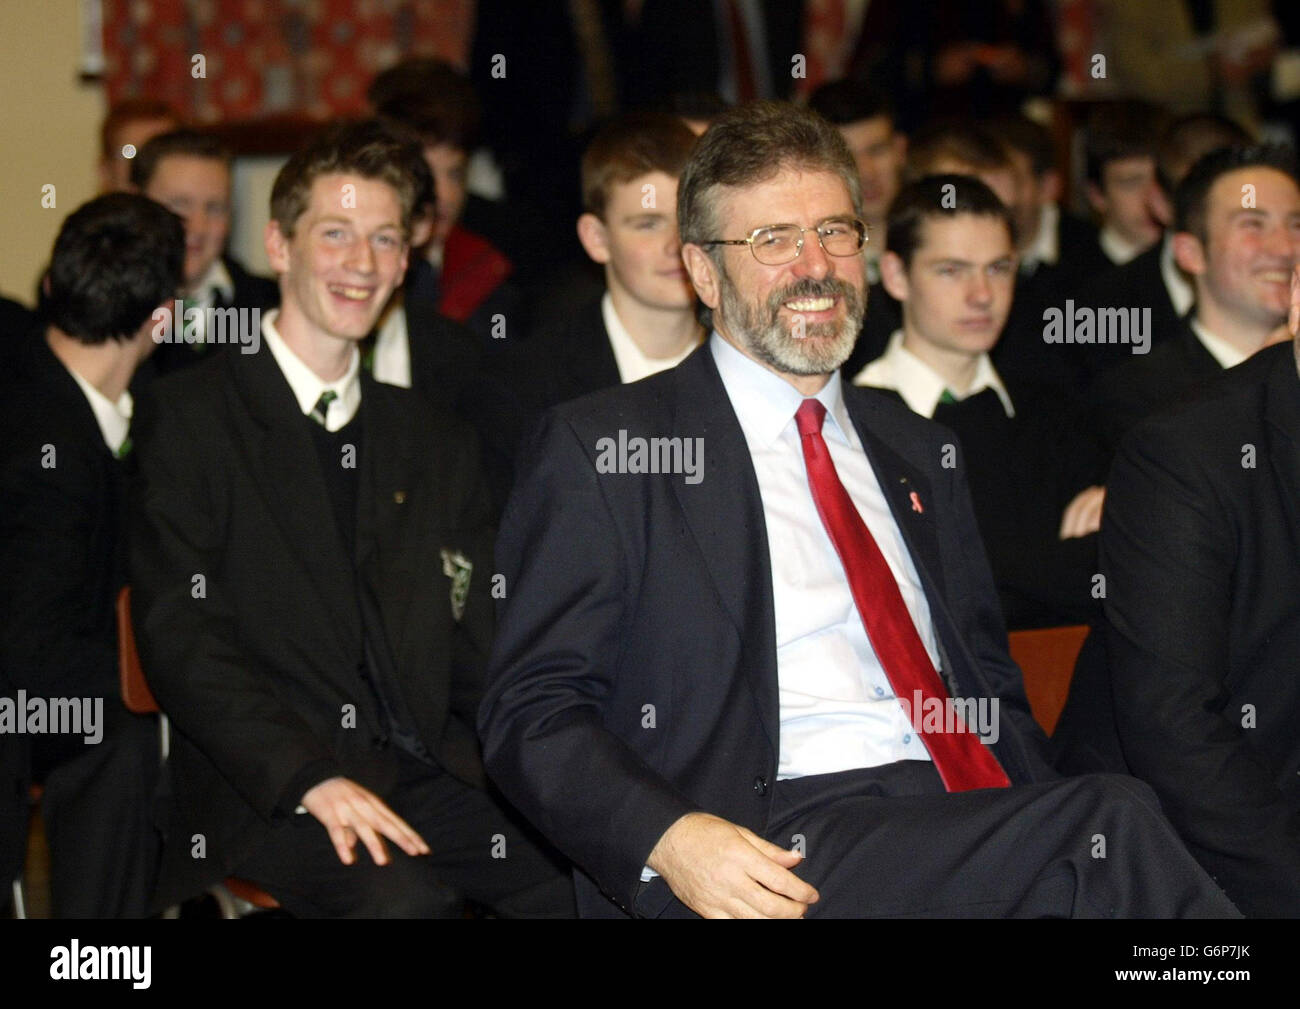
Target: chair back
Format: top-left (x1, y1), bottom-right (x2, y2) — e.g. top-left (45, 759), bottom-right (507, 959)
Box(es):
top-left (1007, 624), bottom-right (1090, 735)
top-left (116, 586), bottom-right (160, 715)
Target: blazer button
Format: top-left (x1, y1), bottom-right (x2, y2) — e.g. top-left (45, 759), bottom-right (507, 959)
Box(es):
top-left (753, 775), bottom-right (768, 796)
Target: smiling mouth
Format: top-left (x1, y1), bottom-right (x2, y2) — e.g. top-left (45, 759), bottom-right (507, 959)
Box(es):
top-left (1257, 270), bottom-right (1291, 284)
top-left (784, 296), bottom-right (837, 312)
top-left (329, 284), bottom-right (374, 302)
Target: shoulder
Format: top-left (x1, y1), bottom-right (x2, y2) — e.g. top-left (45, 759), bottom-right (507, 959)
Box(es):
top-left (1118, 343), bottom-right (1280, 468)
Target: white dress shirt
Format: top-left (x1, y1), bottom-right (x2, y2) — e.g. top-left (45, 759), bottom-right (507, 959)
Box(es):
top-left (710, 333), bottom-right (938, 779)
top-left (1021, 202), bottom-right (1060, 275)
top-left (261, 309), bottom-right (362, 431)
top-left (1159, 232), bottom-right (1195, 318)
top-left (603, 293), bottom-right (700, 384)
top-left (1098, 225), bottom-right (1145, 266)
top-left (371, 299), bottom-right (413, 389)
top-left (66, 367), bottom-right (133, 456)
top-left (1190, 318), bottom-right (1248, 370)
top-left (851, 330), bottom-right (1015, 419)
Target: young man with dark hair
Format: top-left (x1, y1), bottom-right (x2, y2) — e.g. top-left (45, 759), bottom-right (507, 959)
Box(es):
top-left (480, 101), bottom-right (1236, 920)
top-left (519, 112), bottom-right (702, 410)
top-left (808, 80), bottom-right (907, 283)
top-left (1, 193), bottom-right (185, 916)
top-left (1076, 112), bottom-right (1256, 383)
top-left (853, 175), bottom-right (1105, 628)
top-left (1084, 101), bottom-right (1170, 266)
top-left (370, 61), bottom-right (522, 347)
top-left (1091, 145), bottom-right (1300, 452)
top-left (989, 113), bottom-right (1110, 290)
top-left (98, 98), bottom-right (179, 193)
top-left (131, 120), bottom-right (574, 917)
top-left (130, 129), bottom-right (278, 376)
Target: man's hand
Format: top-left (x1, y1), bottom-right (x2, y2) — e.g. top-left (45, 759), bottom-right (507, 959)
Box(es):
top-left (1059, 485), bottom-right (1105, 540)
top-left (646, 812), bottom-right (819, 918)
top-left (300, 777), bottom-right (430, 866)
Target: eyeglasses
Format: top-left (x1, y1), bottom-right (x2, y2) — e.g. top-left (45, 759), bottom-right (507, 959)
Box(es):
top-left (701, 217), bottom-right (868, 265)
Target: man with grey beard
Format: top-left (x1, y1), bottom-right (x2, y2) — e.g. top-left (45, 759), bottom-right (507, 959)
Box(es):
top-left (480, 102), bottom-right (1239, 919)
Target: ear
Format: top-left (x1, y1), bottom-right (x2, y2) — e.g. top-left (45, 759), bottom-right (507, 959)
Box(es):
top-left (1040, 169), bottom-right (1062, 206)
top-left (576, 213), bottom-right (611, 265)
top-left (892, 133), bottom-right (908, 164)
top-left (410, 210), bottom-right (434, 249)
top-left (1085, 181), bottom-right (1107, 217)
top-left (879, 251), bottom-right (910, 303)
top-left (682, 243), bottom-right (721, 313)
top-left (265, 219), bottom-right (291, 276)
top-left (1171, 231), bottom-right (1206, 276)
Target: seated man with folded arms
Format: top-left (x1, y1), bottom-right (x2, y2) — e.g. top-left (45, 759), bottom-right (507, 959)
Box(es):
top-left (1, 193), bottom-right (185, 916)
top-left (853, 176), bottom-right (1106, 629)
top-left (131, 121), bottom-right (574, 917)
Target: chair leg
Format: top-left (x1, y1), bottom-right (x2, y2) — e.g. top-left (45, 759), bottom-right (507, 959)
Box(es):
top-left (11, 877), bottom-right (26, 919)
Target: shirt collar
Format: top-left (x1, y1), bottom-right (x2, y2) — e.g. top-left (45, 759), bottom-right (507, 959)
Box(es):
top-left (709, 331), bottom-right (854, 448)
top-left (851, 329), bottom-right (1015, 418)
top-left (261, 308), bottom-right (362, 431)
top-left (602, 292), bottom-right (700, 384)
top-left (1022, 203), bottom-right (1060, 273)
top-left (188, 257), bottom-right (234, 305)
top-left (65, 366), bottom-right (133, 455)
top-left (1159, 232), bottom-right (1195, 317)
top-left (1189, 317), bottom-right (1248, 369)
top-left (1098, 225), bottom-right (1144, 266)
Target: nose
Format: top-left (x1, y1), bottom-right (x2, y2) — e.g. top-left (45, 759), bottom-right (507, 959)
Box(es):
top-left (968, 270), bottom-right (993, 306)
top-left (347, 236), bottom-right (376, 274)
top-left (793, 231), bottom-right (832, 280)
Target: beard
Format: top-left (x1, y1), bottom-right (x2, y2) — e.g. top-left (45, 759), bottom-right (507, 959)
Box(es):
top-left (717, 267), bottom-right (866, 376)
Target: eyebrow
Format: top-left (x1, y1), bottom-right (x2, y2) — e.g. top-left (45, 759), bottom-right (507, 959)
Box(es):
top-left (314, 215), bottom-right (402, 231)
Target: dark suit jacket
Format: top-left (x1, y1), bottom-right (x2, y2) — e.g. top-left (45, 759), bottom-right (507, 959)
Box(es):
top-left (1075, 243), bottom-right (1184, 382)
top-left (1089, 318), bottom-right (1224, 456)
top-left (131, 343), bottom-right (495, 908)
top-left (0, 336), bottom-right (129, 897)
top-left (927, 376), bottom-right (1106, 628)
top-left (144, 255), bottom-right (280, 380)
top-left (478, 344), bottom-right (1057, 918)
top-left (1100, 341), bottom-right (1300, 916)
top-left (0, 336), bottom-right (126, 701)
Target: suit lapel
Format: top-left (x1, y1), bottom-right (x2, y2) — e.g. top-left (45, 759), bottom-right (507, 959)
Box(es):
top-left (229, 347), bottom-right (361, 653)
top-left (668, 349), bottom-right (780, 750)
top-left (844, 389), bottom-right (948, 604)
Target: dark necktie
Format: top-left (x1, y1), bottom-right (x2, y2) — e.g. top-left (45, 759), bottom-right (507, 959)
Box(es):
top-left (794, 398), bottom-right (1011, 792)
top-left (309, 390), bottom-right (337, 427)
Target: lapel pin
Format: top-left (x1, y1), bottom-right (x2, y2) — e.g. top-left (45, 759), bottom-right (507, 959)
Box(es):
top-left (909, 491), bottom-right (924, 514)
top-left (393, 490), bottom-right (407, 504)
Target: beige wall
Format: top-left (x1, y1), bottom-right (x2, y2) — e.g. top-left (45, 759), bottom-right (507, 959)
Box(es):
top-left (0, 2), bottom-right (103, 303)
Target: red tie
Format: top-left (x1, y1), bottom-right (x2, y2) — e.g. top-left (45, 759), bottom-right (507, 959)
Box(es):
top-left (794, 399), bottom-right (1011, 792)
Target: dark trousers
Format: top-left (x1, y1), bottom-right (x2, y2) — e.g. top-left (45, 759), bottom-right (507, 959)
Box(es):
top-left (233, 752), bottom-right (575, 918)
top-left (638, 763), bottom-right (1241, 918)
top-left (27, 703), bottom-right (161, 918)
